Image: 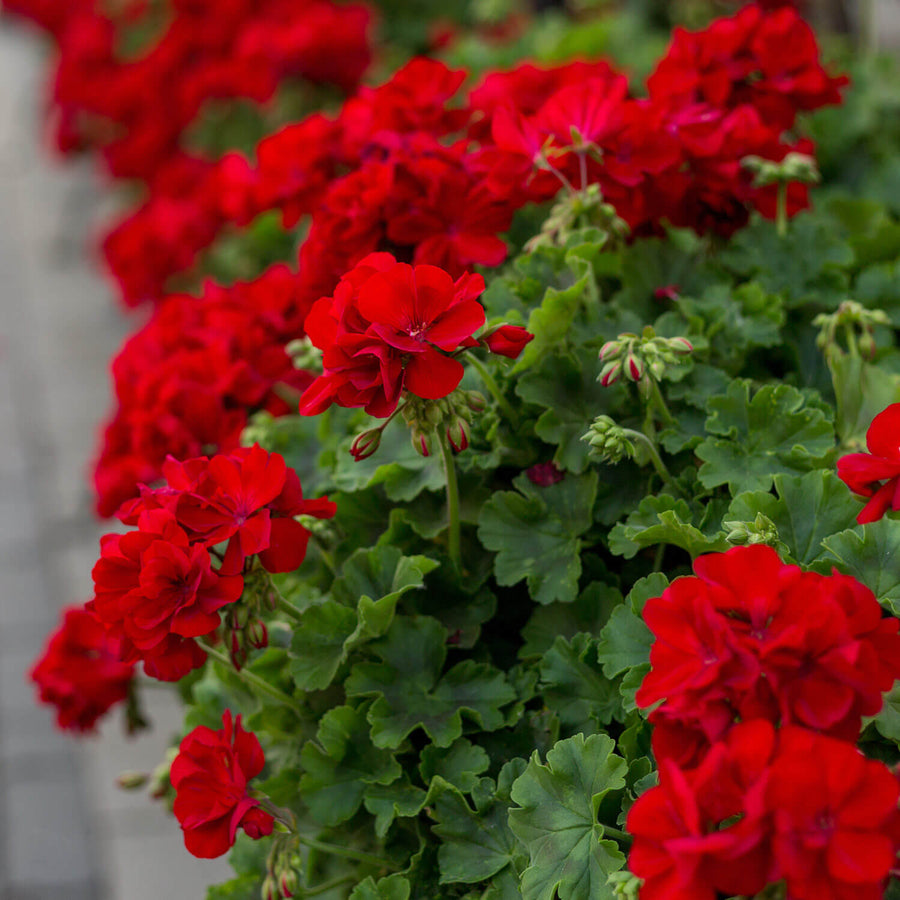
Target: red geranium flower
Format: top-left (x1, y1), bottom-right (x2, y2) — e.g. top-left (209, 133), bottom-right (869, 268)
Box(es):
top-left (768, 727), bottom-right (900, 900)
top-left (30, 605), bottom-right (135, 732)
top-left (837, 403), bottom-right (900, 523)
top-left (171, 710), bottom-right (275, 858)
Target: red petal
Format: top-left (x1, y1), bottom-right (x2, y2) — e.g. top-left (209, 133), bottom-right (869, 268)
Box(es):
top-left (404, 349), bottom-right (464, 399)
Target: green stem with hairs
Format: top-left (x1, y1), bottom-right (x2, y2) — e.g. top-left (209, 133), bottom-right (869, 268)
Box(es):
top-left (465, 351), bottom-right (520, 427)
top-left (300, 875), bottom-right (355, 897)
top-left (601, 824), bottom-right (633, 845)
top-left (439, 432), bottom-right (462, 570)
top-left (296, 835), bottom-right (395, 870)
top-left (196, 639), bottom-right (303, 716)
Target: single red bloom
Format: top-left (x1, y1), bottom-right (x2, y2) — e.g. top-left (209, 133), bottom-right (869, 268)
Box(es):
top-left (171, 710), bottom-right (274, 858)
top-left (837, 402), bottom-right (900, 523)
top-left (768, 727), bottom-right (900, 900)
top-left (30, 605), bottom-right (135, 733)
top-left (482, 325), bottom-right (534, 359)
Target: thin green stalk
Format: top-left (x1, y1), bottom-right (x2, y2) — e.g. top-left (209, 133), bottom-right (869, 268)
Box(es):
top-left (601, 824), bottom-right (633, 846)
top-left (652, 542), bottom-right (666, 573)
top-left (439, 432), bottom-right (462, 570)
top-left (775, 182), bottom-right (787, 238)
top-left (465, 352), bottom-right (519, 427)
top-left (296, 835), bottom-right (395, 870)
top-left (276, 594), bottom-right (305, 624)
top-left (309, 532), bottom-right (337, 574)
top-left (645, 376), bottom-right (676, 428)
top-left (196, 639), bottom-right (303, 716)
top-left (300, 875), bottom-right (355, 897)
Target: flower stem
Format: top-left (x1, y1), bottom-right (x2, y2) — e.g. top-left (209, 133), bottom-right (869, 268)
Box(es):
top-left (630, 430), bottom-right (675, 486)
top-left (776, 182), bottom-right (787, 238)
top-left (300, 875), bottom-right (355, 897)
top-left (465, 352), bottom-right (519, 427)
top-left (601, 824), bottom-right (633, 846)
top-left (296, 835), bottom-right (395, 870)
top-left (439, 432), bottom-right (462, 570)
top-left (196, 639), bottom-right (303, 716)
top-left (645, 376), bottom-right (676, 429)
top-left (276, 594), bottom-right (305, 624)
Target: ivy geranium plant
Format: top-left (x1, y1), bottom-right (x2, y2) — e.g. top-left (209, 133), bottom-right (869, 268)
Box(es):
top-left (22, 2), bottom-right (900, 900)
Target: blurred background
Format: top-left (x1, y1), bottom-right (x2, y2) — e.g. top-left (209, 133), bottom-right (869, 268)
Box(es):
top-left (1, 0), bottom-right (900, 897)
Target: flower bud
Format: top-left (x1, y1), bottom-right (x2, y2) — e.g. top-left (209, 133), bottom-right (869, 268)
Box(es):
top-left (246, 618), bottom-right (268, 650)
top-left (465, 390), bottom-right (486, 413)
top-left (446, 419), bottom-right (469, 453)
top-left (116, 771), bottom-right (149, 790)
top-left (858, 330), bottom-right (876, 359)
top-left (599, 359), bottom-right (622, 386)
top-left (411, 427), bottom-right (434, 457)
top-left (599, 340), bottom-right (620, 361)
top-left (625, 353), bottom-right (644, 382)
top-left (483, 324), bottom-right (534, 359)
top-left (425, 402), bottom-right (445, 427)
top-left (350, 427), bottom-right (382, 462)
top-left (667, 337), bottom-right (693, 355)
top-left (262, 875), bottom-right (279, 900)
top-left (279, 869), bottom-right (299, 898)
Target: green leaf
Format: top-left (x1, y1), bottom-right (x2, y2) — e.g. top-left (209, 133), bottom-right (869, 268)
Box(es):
top-left (696, 380), bottom-right (834, 494)
top-left (298, 705), bottom-right (401, 826)
top-left (349, 875), bottom-right (411, 900)
top-left (516, 350), bottom-right (620, 474)
top-left (871, 682), bottom-right (900, 745)
top-left (290, 547), bottom-right (438, 691)
top-left (726, 471), bottom-right (861, 565)
top-left (432, 778), bottom-right (523, 884)
top-left (363, 776), bottom-right (428, 837)
top-left (508, 734), bottom-right (628, 900)
top-left (816, 516), bottom-right (900, 614)
top-left (829, 351), bottom-right (900, 449)
top-left (520, 583), bottom-right (622, 658)
top-left (346, 616), bottom-right (517, 748)
top-left (595, 606), bottom-right (653, 679)
top-left (539, 633), bottom-right (621, 734)
top-left (721, 213), bottom-right (854, 308)
top-left (607, 494), bottom-right (729, 559)
top-left (420, 738), bottom-right (491, 794)
top-left (478, 472), bottom-right (598, 604)
top-left (624, 573), bottom-right (669, 614)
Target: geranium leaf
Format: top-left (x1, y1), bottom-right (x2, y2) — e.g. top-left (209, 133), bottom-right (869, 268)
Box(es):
top-left (595, 606), bottom-right (653, 679)
top-left (516, 349), bottom-right (619, 474)
top-left (420, 738), bottom-right (491, 794)
top-left (290, 548), bottom-right (438, 691)
top-left (508, 734), bottom-right (627, 900)
top-left (346, 616), bottom-right (517, 748)
top-left (478, 472), bottom-right (598, 604)
top-left (432, 775), bottom-right (523, 884)
top-left (298, 704), bottom-right (401, 826)
top-left (696, 380), bottom-right (834, 494)
top-left (726, 470), bottom-right (860, 564)
top-left (349, 875), bottom-right (411, 900)
top-left (816, 516), bottom-right (900, 614)
top-left (607, 493), bottom-right (729, 559)
top-left (363, 776), bottom-right (428, 837)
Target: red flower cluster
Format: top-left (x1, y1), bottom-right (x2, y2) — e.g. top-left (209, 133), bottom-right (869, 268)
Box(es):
top-left (93, 264), bottom-right (314, 516)
top-left (90, 444), bottom-right (334, 680)
top-left (5, 0), bottom-right (373, 180)
top-left (171, 710), bottom-right (274, 858)
top-left (30, 605), bottom-right (135, 732)
top-left (628, 720), bottom-right (900, 900)
top-left (106, 4), bottom-right (844, 309)
top-left (629, 545), bottom-right (900, 899)
top-left (636, 545), bottom-right (900, 764)
top-left (838, 403), bottom-right (900, 524)
top-left (297, 252), bottom-right (531, 417)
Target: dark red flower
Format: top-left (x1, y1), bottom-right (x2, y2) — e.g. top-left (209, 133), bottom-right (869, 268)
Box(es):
top-left (171, 710), bottom-right (274, 858)
top-left (837, 403), bottom-right (900, 523)
top-left (30, 605), bottom-right (135, 732)
top-left (482, 325), bottom-right (534, 359)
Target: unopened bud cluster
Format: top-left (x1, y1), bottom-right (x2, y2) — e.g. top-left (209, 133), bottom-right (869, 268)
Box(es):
top-left (598, 326), bottom-right (693, 387)
top-left (262, 835), bottom-right (301, 900)
top-left (724, 513), bottom-right (782, 550)
top-left (401, 390), bottom-right (486, 457)
top-left (526, 182), bottom-right (629, 251)
top-left (583, 415), bottom-right (637, 464)
top-left (224, 564), bottom-right (275, 670)
top-left (813, 299), bottom-right (889, 360)
top-left (608, 870), bottom-right (643, 899)
top-left (742, 152), bottom-right (820, 187)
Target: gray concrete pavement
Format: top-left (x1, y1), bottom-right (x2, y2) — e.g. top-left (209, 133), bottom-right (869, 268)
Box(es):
top-left (0, 21), bottom-right (228, 900)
